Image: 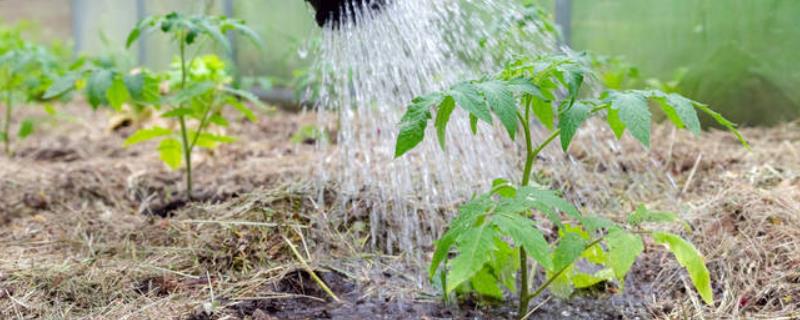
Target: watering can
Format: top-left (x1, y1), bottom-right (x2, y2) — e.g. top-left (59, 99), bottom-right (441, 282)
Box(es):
top-left (305, 0), bottom-right (388, 27)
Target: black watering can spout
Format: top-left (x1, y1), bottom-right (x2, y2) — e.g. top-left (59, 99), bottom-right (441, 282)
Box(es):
top-left (305, 0), bottom-right (388, 27)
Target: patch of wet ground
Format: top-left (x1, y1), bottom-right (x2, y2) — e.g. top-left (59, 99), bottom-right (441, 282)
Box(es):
top-left (191, 268), bottom-right (652, 320)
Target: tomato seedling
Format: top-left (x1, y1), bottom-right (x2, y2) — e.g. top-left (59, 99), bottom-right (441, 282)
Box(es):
top-left (0, 26), bottom-right (67, 155)
top-left (395, 54), bottom-right (746, 318)
top-left (122, 12), bottom-right (264, 200)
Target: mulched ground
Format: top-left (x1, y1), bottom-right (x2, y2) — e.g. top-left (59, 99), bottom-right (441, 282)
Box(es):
top-left (1, 102), bottom-right (798, 319)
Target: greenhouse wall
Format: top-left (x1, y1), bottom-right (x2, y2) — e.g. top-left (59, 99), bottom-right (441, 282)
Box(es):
top-left (2, 0), bottom-right (797, 125)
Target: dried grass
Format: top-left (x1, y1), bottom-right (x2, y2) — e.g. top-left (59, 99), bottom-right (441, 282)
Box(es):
top-left (0, 104), bottom-right (798, 319)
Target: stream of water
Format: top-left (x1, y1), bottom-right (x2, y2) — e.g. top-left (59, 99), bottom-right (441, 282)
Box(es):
top-left (304, 0), bottom-right (672, 270)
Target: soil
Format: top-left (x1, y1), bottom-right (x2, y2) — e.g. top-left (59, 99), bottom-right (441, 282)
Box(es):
top-left (1, 102), bottom-right (799, 319)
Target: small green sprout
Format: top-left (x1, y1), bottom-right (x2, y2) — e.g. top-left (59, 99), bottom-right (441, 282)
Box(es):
top-left (123, 12), bottom-right (265, 200)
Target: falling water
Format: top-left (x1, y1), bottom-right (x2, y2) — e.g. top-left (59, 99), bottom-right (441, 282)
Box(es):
top-left (305, 0), bottom-right (563, 260)
top-left (304, 0), bottom-right (675, 268)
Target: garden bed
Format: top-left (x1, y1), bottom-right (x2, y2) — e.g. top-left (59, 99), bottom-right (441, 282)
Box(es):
top-left (0, 103), bottom-right (798, 319)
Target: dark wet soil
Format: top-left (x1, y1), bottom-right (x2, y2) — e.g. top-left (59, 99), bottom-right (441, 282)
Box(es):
top-left (188, 266), bottom-right (652, 320)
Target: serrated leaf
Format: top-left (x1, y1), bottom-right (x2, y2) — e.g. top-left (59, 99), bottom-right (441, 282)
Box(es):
top-left (492, 213), bottom-right (553, 270)
top-left (107, 75), bottom-right (131, 111)
top-left (693, 103), bottom-right (749, 149)
top-left (430, 195), bottom-right (494, 279)
top-left (611, 91), bottom-right (651, 148)
top-left (446, 224), bottom-right (496, 293)
top-left (17, 119), bottom-right (34, 138)
top-left (627, 205), bottom-right (678, 226)
top-left (475, 80), bottom-right (517, 139)
top-left (394, 94), bottom-right (439, 157)
top-left (660, 93), bottom-right (701, 136)
top-left (434, 96), bottom-right (456, 150)
top-left (652, 232), bottom-right (713, 305)
top-left (490, 178), bottom-right (516, 198)
top-left (471, 267), bottom-right (504, 300)
top-left (124, 127), bottom-right (173, 146)
top-left (606, 230), bottom-right (644, 287)
top-left (158, 137), bottom-right (183, 170)
top-left (170, 81), bottom-right (215, 106)
top-left (450, 82), bottom-right (492, 123)
top-left (558, 102), bottom-right (590, 151)
top-left (553, 231), bottom-right (587, 271)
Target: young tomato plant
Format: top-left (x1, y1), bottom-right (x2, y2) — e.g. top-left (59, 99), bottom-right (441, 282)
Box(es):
top-left (0, 28), bottom-right (66, 155)
top-left (123, 12), bottom-right (264, 200)
top-left (394, 54), bottom-right (747, 318)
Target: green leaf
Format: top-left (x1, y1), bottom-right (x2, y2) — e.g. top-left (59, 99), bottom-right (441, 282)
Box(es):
top-left (553, 231), bottom-right (587, 271)
top-left (447, 224), bottom-right (496, 293)
top-left (659, 93), bottom-right (701, 136)
top-left (161, 107), bottom-right (195, 118)
top-left (170, 81), bottom-right (215, 105)
top-left (518, 186), bottom-right (582, 219)
top-left (469, 113), bottom-right (479, 135)
top-left (547, 264), bottom-right (575, 298)
top-left (227, 98), bottom-right (257, 122)
top-left (193, 132), bottom-right (237, 149)
top-left (475, 80), bottom-right (517, 139)
top-left (573, 269), bottom-right (614, 289)
top-left (652, 232), bottom-right (713, 305)
top-left (86, 69), bottom-right (113, 108)
top-left (17, 119), bottom-right (34, 138)
top-left (44, 72), bottom-right (80, 99)
top-left (558, 102), bottom-right (590, 151)
top-left (490, 178), bottom-right (516, 198)
top-left (492, 213), bottom-right (553, 270)
top-left (394, 94), bottom-right (439, 158)
top-left (450, 82), bottom-right (492, 123)
top-left (471, 268), bottom-right (504, 300)
top-left (196, 18), bottom-right (231, 53)
top-left (107, 75), bottom-right (131, 111)
top-left (434, 96), bottom-right (456, 150)
top-left (606, 230), bottom-right (644, 286)
top-left (611, 91), bottom-right (651, 148)
top-left (693, 103), bottom-right (749, 149)
top-left (429, 195), bottom-right (493, 279)
top-left (126, 17), bottom-right (154, 48)
top-left (158, 138), bottom-right (183, 170)
top-left (532, 96), bottom-right (554, 130)
top-left (125, 71), bottom-right (161, 105)
top-left (124, 127), bottom-right (173, 146)
top-left (580, 215), bottom-right (616, 234)
top-left (607, 108), bottom-right (625, 139)
top-left (220, 86), bottom-right (266, 112)
top-left (627, 205), bottom-right (678, 226)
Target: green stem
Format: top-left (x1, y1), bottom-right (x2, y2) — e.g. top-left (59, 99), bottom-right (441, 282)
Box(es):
top-left (516, 104), bottom-right (563, 319)
top-left (3, 92), bottom-right (12, 156)
top-left (524, 237), bottom-right (604, 303)
top-left (178, 35), bottom-right (193, 200)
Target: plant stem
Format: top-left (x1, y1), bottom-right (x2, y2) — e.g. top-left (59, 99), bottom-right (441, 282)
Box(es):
top-left (516, 106), bottom-right (563, 319)
top-left (3, 92), bottom-right (12, 156)
top-left (524, 237), bottom-right (604, 302)
top-left (178, 35), bottom-right (193, 200)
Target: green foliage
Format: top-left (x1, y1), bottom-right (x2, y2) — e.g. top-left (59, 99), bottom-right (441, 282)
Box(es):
top-left (0, 23), bottom-right (69, 155)
top-left (395, 53), bottom-right (745, 317)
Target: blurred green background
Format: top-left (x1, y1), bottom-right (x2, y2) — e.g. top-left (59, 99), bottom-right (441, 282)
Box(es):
top-left (0, 0), bottom-right (797, 125)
